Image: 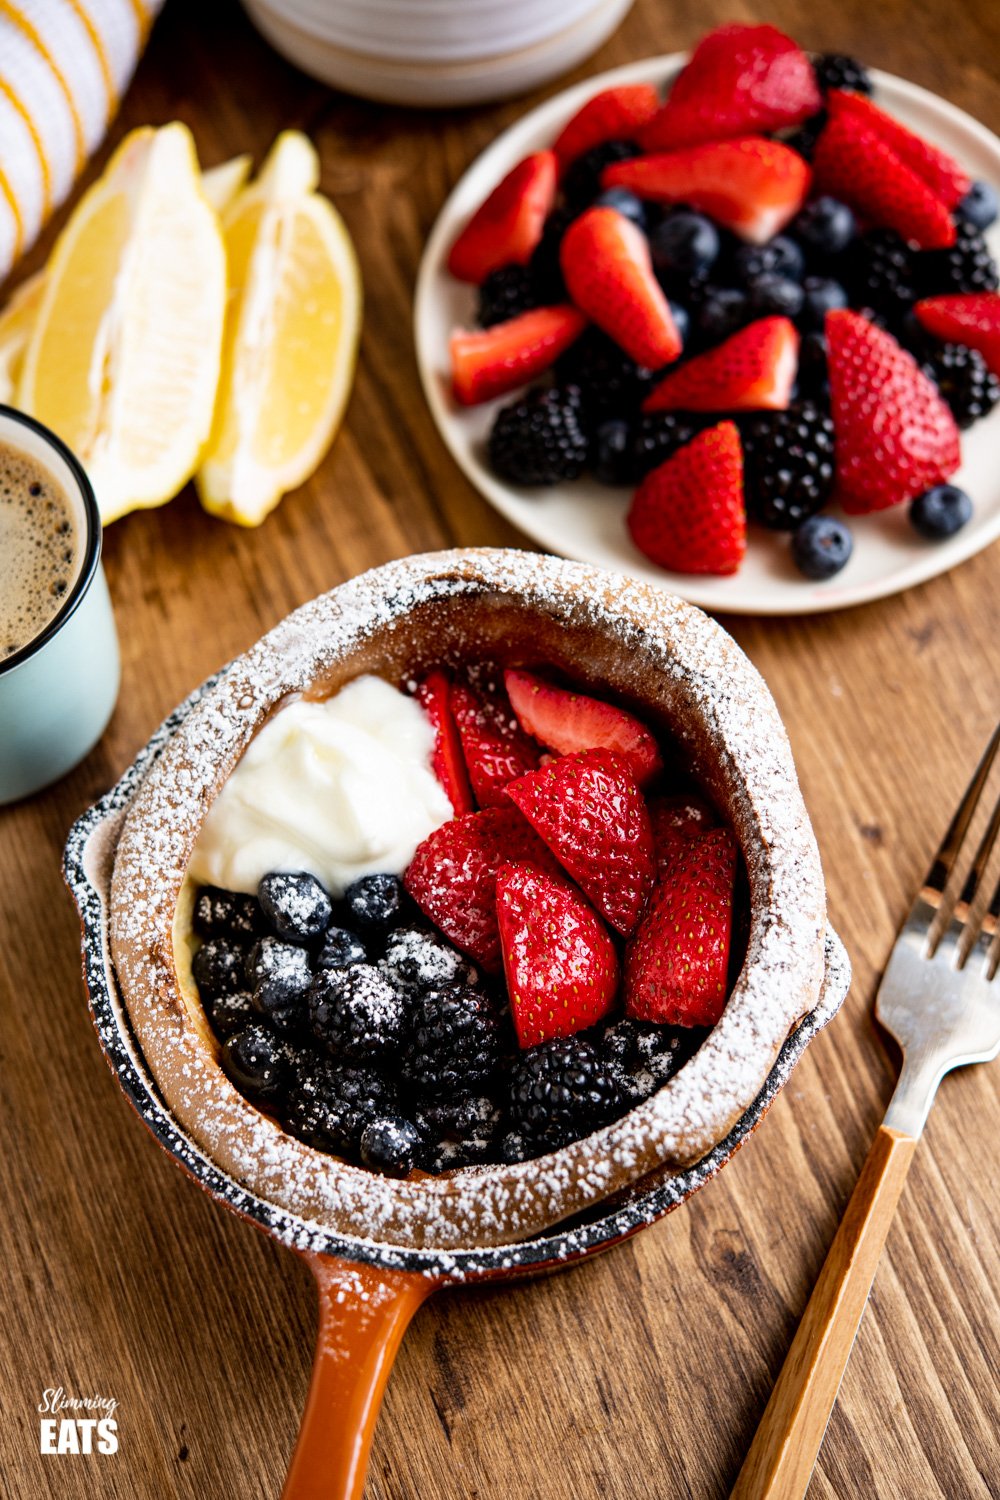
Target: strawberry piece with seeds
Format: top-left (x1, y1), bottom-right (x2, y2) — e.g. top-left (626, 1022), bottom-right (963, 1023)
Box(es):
top-left (497, 863), bottom-right (619, 1048)
top-left (447, 151), bottom-right (557, 284)
top-left (450, 305), bottom-right (587, 406)
top-left (648, 792), bottom-right (719, 875)
top-left (553, 83), bottom-right (661, 169)
top-left (642, 23), bottom-right (821, 151)
top-left (915, 293), bottom-right (1000, 378)
top-left (826, 309), bottom-right (961, 513)
top-left (604, 138), bottom-right (810, 245)
top-left (627, 421), bottom-right (746, 576)
top-left (625, 827), bottom-right (737, 1028)
top-left (560, 207), bottom-right (682, 370)
top-left (504, 667), bottom-right (663, 785)
top-left (643, 316), bottom-right (798, 413)
top-left (825, 90), bottom-right (970, 210)
top-left (811, 110), bottom-right (956, 251)
top-left (507, 748), bottom-right (656, 936)
top-left (415, 671), bottom-right (474, 816)
top-left (404, 806), bottom-right (561, 972)
top-left (451, 679), bottom-right (540, 808)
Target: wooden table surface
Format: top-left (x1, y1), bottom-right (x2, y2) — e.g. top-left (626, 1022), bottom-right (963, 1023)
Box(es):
top-left (2, 1), bottom-right (999, 1496)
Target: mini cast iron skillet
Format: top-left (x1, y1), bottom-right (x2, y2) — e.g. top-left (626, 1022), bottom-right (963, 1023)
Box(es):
top-left (65, 678), bottom-right (850, 1500)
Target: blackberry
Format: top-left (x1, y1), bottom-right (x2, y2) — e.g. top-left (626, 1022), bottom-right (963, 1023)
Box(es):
top-left (258, 871), bottom-right (332, 943)
top-left (380, 925), bottom-right (478, 998)
top-left (499, 1131), bottom-right (534, 1164)
top-left (343, 873), bottom-right (412, 939)
top-left (509, 1037), bottom-right (624, 1151)
top-left (222, 1023), bottom-right (289, 1102)
top-left (488, 387), bottom-right (590, 486)
top-left (629, 412), bottom-right (707, 481)
top-left (284, 1056), bottom-right (397, 1155)
top-left (204, 988), bottom-right (255, 1042)
top-left (529, 205), bottom-right (576, 301)
top-left (741, 403), bottom-right (836, 531)
top-left (193, 886), bottom-right (265, 940)
top-left (796, 332), bottom-right (830, 404)
top-left (846, 229), bottom-right (915, 325)
top-left (316, 926), bottom-right (368, 971)
top-left (813, 53), bottom-right (873, 95)
top-left (555, 328), bottom-right (652, 419)
top-left (308, 964), bottom-right (405, 1062)
top-left (191, 938), bottom-right (247, 1000)
top-left (417, 1094), bottom-right (504, 1170)
top-left (783, 111), bottom-right (826, 163)
top-left (916, 217), bottom-right (1000, 297)
top-left (360, 1115), bottom-right (423, 1176)
top-left (922, 341), bottom-right (1000, 428)
top-left (600, 1018), bottom-right (692, 1082)
top-left (562, 139), bottom-right (640, 210)
top-left (247, 937), bottom-right (313, 1033)
top-left (476, 264), bottom-right (538, 328)
top-left (401, 986), bottom-right (502, 1099)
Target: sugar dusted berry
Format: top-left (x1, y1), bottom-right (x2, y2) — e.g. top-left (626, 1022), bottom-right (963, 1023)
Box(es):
top-left (258, 870), bottom-right (332, 942)
top-left (343, 873), bottom-right (411, 938)
top-left (192, 937), bottom-right (247, 999)
top-left (285, 1056), bottom-right (397, 1155)
top-left (509, 1037), bottom-right (624, 1152)
top-left (381, 924), bottom-right (479, 997)
top-left (247, 937), bottom-right (313, 1029)
top-left (193, 886), bottom-right (264, 940)
top-left (316, 926), bottom-right (368, 971)
top-left (401, 986), bottom-right (502, 1099)
top-left (360, 1115), bottom-right (423, 1177)
top-left (205, 988), bottom-right (255, 1042)
top-left (308, 964), bottom-right (405, 1062)
top-left (222, 1023), bottom-right (288, 1101)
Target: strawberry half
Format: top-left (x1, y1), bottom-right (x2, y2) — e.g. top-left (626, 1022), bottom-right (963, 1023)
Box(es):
top-left (641, 23), bottom-right (821, 151)
top-left (812, 110), bottom-right (956, 251)
top-left (497, 862), bottom-right (619, 1048)
top-left (404, 806), bottom-right (560, 972)
top-left (916, 293), bottom-right (1000, 378)
top-left (826, 309), bottom-right (961, 513)
top-left (450, 305), bottom-right (587, 406)
top-left (648, 792), bottom-right (718, 875)
top-left (826, 90), bottom-right (970, 211)
top-left (553, 83), bottom-right (660, 169)
top-left (627, 421), bottom-right (746, 576)
top-left (504, 667), bottom-right (663, 785)
top-left (506, 749), bottom-right (655, 937)
top-left (451, 679), bottom-right (540, 808)
top-left (625, 827), bottom-right (737, 1028)
top-left (416, 671), bottom-right (474, 815)
top-left (644, 317), bottom-right (798, 413)
top-left (447, 151), bottom-right (557, 284)
top-left (560, 207), bottom-right (682, 369)
top-left (604, 138), bottom-right (810, 244)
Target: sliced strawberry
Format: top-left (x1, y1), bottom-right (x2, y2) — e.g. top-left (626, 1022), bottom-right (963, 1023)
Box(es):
top-left (553, 83), bottom-right (660, 169)
top-left (447, 151), bottom-right (557, 284)
top-left (560, 207), bottom-right (682, 369)
top-left (644, 317), bottom-right (798, 413)
top-left (451, 679), bottom-right (539, 808)
top-left (404, 806), bottom-right (560, 972)
top-left (627, 421), bottom-right (746, 576)
top-left (506, 749), bottom-right (655, 937)
top-left (915, 293), bottom-right (1000, 378)
top-left (416, 671), bottom-right (474, 815)
top-left (625, 828), bottom-right (737, 1027)
top-left (811, 110), bottom-right (955, 251)
top-left (450, 305), bottom-right (587, 406)
top-left (648, 792), bottom-right (718, 875)
top-left (826, 90), bottom-right (970, 210)
top-left (497, 862), bottom-right (618, 1048)
top-left (604, 138), bottom-right (810, 244)
top-left (504, 667), bottom-right (663, 785)
top-left (642, 23), bottom-right (821, 151)
top-left (826, 309), bottom-right (961, 513)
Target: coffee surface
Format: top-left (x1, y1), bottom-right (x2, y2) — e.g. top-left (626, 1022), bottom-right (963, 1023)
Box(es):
top-left (0, 441), bottom-right (82, 659)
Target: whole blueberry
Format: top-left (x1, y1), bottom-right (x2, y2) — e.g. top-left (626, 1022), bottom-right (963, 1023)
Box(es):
top-left (667, 298), bottom-right (690, 345)
top-left (748, 273), bottom-right (804, 318)
top-left (649, 210), bottom-right (720, 279)
top-left (909, 484), bottom-right (973, 540)
top-left (222, 1023), bottom-right (288, 1100)
top-left (799, 276), bottom-right (848, 331)
top-left (343, 873), bottom-right (412, 938)
top-left (792, 197), bottom-right (857, 261)
top-left (957, 181), bottom-right (999, 232)
top-left (258, 870), bottom-right (332, 942)
top-left (360, 1115), bottom-right (423, 1177)
top-left (593, 418), bottom-right (633, 485)
top-left (733, 236), bottom-right (804, 285)
top-left (247, 936), bottom-right (313, 1033)
top-left (791, 516), bottom-right (854, 580)
top-left (594, 186), bottom-right (646, 228)
top-left (698, 287), bottom-right (749, 343)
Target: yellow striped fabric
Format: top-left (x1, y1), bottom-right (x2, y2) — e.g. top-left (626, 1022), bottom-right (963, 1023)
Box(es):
top-left (0, 0), bottom-right (163, 280)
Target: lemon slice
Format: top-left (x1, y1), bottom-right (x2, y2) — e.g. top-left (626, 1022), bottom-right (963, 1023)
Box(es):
top-left (202, 154), bottom-right (253, 214)
top-left (18, 123), bottom-right (227, 523)
top-left (0, 271), bottom-right (45, 404)
top-left (196, 131), bottom-right (362, 526)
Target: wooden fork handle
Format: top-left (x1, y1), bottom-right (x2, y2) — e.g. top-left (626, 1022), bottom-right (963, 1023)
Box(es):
top-left (731, 1124), bottom-right (918, 1500)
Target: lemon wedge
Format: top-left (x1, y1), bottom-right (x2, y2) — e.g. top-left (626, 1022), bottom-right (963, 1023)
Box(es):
top-left (0, 270), bottom-right (45, 404)
top-left (202, 154), bottom-right (253, 214)
top-left (18, 123), bottom-right (227, 523)
top-left (196, 131), bottom-right (362, 526)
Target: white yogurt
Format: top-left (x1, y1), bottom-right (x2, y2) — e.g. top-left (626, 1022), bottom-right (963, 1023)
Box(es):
top-left (188, 674), bottom-right (452, 896)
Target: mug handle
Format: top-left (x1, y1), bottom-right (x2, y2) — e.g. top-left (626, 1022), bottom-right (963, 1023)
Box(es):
top-left (282, 1251), bottom-right (438, 1500)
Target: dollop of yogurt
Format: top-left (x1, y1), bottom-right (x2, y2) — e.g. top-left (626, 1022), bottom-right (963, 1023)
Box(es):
top-left (188, 674), bottom-right (452, 896)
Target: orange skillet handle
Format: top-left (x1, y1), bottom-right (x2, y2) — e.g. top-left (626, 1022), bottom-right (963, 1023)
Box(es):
top-left (282, 1252), bottom-right (438, 1500)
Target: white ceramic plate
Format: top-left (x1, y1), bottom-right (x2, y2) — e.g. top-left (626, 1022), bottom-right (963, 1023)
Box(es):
top-left (415, 56), bottom-right (1000, 615)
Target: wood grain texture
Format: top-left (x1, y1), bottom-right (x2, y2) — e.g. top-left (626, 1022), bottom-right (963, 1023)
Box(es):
top-left (0, 2), bottom-right (999, 1498)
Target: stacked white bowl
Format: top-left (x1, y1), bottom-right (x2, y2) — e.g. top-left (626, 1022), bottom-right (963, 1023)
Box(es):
top-left (242, 0), bottom-right (635, 107)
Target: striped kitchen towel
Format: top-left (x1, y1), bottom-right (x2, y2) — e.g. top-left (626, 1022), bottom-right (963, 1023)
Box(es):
top-left (0, 0), bottom-right (163, 283)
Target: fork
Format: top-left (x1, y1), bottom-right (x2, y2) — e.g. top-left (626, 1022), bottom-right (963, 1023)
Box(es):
top-left (732, 725), bottom-right (1000, 1500)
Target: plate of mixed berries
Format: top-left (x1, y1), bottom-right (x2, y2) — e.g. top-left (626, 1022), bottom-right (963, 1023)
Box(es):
top-left (414, 25), bottom-right (1000, 613)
